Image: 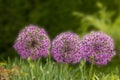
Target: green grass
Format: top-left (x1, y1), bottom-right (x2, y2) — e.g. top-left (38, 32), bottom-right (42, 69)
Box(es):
top-left (0, 56), bottom-right (119, 80)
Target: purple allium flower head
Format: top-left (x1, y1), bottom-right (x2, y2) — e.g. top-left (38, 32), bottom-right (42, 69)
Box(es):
top-left (13, 25), bottom-right (50, 60)
top-left (52, 32), bottom-right (82, 64)
top-left (81, 31), bottom-right (116, 65)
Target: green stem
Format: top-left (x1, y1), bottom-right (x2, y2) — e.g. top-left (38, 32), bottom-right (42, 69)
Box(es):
top-left (65, 63), bottom-right (69, 80)
top-left (88, 59), bottom-right (94, 80)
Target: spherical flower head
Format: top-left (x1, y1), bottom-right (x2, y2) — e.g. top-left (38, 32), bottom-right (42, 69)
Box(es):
top-left (13, 25), bottom-right (50, 60)
top-left (81, 31), bottom-right (116, 65)
top-left (52, 32), bottom-right (82, 64)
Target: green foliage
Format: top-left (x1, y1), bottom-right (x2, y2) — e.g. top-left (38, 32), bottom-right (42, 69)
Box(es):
top-left (0, 57), bottom-right (119, 80)
top-left (74, 2), bottom-right (119, 35)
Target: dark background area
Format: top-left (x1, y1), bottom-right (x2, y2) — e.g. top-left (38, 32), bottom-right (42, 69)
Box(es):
top-left (0, 0), bottom-right (120, 61)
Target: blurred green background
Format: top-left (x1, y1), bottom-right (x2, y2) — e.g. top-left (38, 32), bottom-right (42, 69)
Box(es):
top-left (0, 0), bottom-right (120, 64)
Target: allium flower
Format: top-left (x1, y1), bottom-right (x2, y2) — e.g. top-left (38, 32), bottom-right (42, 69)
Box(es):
top-left (52, 32), bottom-right (82, 64)
top-left (13, 25), bottom-right (50, 60)
top-left (81, 32), bottom-right (116, 65)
